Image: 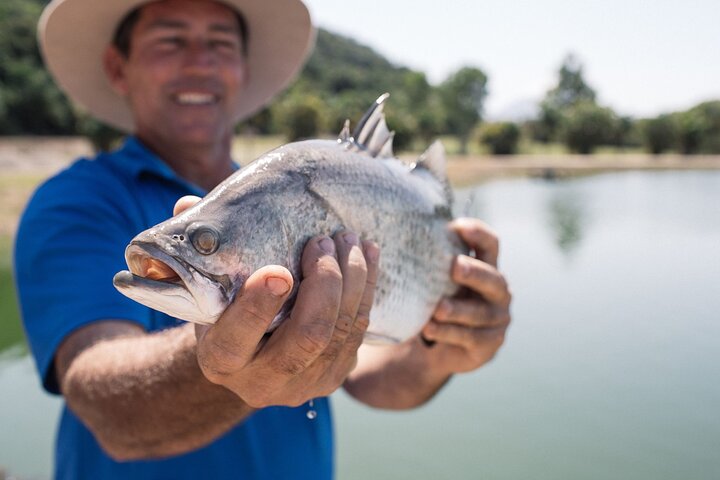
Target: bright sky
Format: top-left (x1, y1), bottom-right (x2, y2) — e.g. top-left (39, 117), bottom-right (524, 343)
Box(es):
top-left (303, 0), bottom-right (720, 119)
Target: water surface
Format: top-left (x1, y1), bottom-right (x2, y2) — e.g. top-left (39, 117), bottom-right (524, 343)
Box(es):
top-left (1, 171), bottom-right (718, 479)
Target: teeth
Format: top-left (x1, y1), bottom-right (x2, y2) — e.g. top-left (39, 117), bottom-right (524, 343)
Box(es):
top-left (176, 93), bottom-right (216, 105)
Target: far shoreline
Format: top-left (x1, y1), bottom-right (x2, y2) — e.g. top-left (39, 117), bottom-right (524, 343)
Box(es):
top-left (2, 135), bottom-right (719, 181)
top-left (1, 136), bottom-right (719, 239)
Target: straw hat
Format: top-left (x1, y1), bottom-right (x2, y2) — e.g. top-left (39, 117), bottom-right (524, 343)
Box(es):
top-left (38, 0), bottom-right (315, 132)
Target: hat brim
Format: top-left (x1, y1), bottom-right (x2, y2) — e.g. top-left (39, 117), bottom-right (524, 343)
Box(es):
top-left (39, 0), bottom-right (314, 132)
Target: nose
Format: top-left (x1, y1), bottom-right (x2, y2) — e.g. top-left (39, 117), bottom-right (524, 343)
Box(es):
top-left (182, 40), bottom-right (217, 73)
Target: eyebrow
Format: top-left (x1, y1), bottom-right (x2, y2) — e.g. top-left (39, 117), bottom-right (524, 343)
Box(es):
top-left (146, 19), bottom-right (240, 35)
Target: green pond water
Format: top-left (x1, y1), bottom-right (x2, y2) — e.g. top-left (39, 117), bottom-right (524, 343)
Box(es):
top-left (1, 170), bottom-right (719, 479)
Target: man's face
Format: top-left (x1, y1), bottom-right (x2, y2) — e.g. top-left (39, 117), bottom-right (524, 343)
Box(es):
top-left (107, 0), bottom-right (247, 145)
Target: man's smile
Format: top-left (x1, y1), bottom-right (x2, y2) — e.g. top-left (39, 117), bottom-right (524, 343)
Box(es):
top-left (172, 92), bottom-right (220, 106)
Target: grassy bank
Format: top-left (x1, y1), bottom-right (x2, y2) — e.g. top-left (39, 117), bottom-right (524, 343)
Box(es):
top-left (0, 233), bottom-right (25, 354)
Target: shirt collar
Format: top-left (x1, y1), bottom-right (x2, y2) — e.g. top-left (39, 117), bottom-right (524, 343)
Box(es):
top-left (118, 136), bottom-right (240, 197)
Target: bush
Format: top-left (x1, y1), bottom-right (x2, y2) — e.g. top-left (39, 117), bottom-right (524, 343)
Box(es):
top-left (679, 101), bottom-right (720, 154)
top-left (643, 114), bottom-right (678, 154)
top-left (479, 122), bottom-right (520, 155)
top-left (272, 94), bottom-right (327, 141)
top-left (561, 102), bottom-right (617, 154)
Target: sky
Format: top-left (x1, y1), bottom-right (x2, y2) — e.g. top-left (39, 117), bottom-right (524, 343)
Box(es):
top-left (303, 0), bottom-right (720, 120)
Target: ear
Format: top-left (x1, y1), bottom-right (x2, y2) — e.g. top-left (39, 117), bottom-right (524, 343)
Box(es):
top-left (103, 45), bottom-right (129, 96)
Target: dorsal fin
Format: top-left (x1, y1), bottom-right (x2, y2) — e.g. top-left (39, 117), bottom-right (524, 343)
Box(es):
top-left (342, 93), bottom-right (394, 158)
top-left (414, 140), bottom-right (447, 180)
top-left (413, 140), bottom-right (453, 203)
top-left (337, 119), bottom-right (351, 143)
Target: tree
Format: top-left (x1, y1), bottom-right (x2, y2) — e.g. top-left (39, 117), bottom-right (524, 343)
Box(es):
top-left (643, 114), bottom-right (679, 154)
top-left (272, 93), bottom-right (327, 141)
top-left (479, 122), bottom-right (520, 155)
top-left (0, 0), bottom-right (76, 135)
top-left (535, 54), bottom-right (597, 143)
top-left (438, 67), bottom-right (488, 153)
top-left (561, 102), bottom-right (617, 154)
top-left (545, 54), bottom-right (596, 109)
top-left (679, 101), bottom-right (720, 154)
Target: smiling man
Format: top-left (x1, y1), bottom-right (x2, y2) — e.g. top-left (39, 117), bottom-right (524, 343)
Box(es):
top-left (14, 0), bottom-right (511, 479)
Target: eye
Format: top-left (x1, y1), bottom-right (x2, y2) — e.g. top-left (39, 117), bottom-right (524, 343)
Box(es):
top-left (191, 226), bottom-right (219, 255)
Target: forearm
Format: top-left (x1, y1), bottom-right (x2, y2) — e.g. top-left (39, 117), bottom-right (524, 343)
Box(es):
top-left (60, 323), bottom-right (254, 460)
top-left (343, 337), bottom-right (452, 410)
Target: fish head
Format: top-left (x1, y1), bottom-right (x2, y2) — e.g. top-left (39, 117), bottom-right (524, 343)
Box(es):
top-left (113, 181), bottom-right (292, 325)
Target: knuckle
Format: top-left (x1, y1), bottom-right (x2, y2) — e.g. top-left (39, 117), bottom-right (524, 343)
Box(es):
top-left (334, 313), bottom-right (355, 337)
top-left (243, 390), bottom-right (273, 409)
top-left (198, 364), bottom-right (228, 385)
top-left (297, 322), bottom-right (334, 355)
top-left (496, 311), bottom-right (512, 327)
top-left (197, 342), bottom-right (238, 382)
top-left (494, 274), bottom-right (512, 303)
top-left (273, 353), bottom-right (308, 376)
top-left (318, 262), bottom-right (343, 282)
top-left (487, 234), bottom-right (499, 252)
top-left (241, 300), bottom-right (274, 327)
top-left (353, 314), bottom-right (370, 334)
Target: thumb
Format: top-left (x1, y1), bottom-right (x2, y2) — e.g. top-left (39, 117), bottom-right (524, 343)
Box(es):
top-left (196, 266), bottom-right (294, 375)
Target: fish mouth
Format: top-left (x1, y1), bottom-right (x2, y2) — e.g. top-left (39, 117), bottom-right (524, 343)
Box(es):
top-left (113, 242), bottom-right (231, 325)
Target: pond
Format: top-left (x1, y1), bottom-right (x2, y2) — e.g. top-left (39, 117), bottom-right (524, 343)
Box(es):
top-left (1, 170), bottom-right (719, 479)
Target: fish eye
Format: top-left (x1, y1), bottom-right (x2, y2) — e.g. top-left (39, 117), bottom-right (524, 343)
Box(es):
top-left (190, 226), bottom-right (219, 255)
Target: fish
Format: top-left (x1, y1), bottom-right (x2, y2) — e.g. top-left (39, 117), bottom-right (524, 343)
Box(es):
top-left (113, 94), bottom-right (465, 344)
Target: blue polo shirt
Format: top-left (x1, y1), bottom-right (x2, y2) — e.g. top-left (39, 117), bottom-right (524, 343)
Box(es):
top-left (14, 137), bottom-right (333, 480)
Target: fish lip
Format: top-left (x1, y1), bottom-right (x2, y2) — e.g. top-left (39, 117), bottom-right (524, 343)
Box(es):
top-left (125, 242), bottom-right (230, 299)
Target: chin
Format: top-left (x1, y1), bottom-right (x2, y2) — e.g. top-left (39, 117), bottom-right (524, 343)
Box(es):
top-left (173, 123), bottom-right (231, 145)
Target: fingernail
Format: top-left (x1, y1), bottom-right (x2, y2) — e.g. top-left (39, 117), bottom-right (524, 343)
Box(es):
top-left (342, 232), bottom-right (358, 245)
top-left (364, 242), bottom-right (380, 263)
top-left (456, 256), bottom-right (470, 277)
top-left (437, 299), bottom-right (452, 317)
top-left (266, 277), bottom-right (291, 296)
top-left (423, 323), bottom-right (437, 336)
top-left (319, 237), bottom-right (335, 254)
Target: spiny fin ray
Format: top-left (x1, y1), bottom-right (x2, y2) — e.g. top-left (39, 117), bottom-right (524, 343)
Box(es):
top-left (413, 140), bottom-right (453, 203)
top-left (344, 93), bottom-right (395, 158)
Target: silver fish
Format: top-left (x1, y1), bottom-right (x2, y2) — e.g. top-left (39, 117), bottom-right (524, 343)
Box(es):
top-left (113, 94), bottom-right (464, 344)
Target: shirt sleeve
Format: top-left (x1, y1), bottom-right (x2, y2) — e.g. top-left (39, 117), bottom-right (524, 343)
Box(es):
top-left (14, 163), bottom-right (151, 394)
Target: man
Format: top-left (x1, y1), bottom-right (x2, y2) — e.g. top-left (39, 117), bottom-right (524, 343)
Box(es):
top-left (14, 0), bottom-right (512, 478)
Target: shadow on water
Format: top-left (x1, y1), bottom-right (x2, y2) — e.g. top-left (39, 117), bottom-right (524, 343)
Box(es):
top-left (546, 187), bottom-right (587, 257)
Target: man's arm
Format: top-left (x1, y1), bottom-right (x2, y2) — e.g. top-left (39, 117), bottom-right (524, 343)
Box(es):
top-left (57, 321), bottom-right (252, 460)
top-left (344, 218), bottom-right (512, 409)
top-left (57, 197), bottom-right (379, 461)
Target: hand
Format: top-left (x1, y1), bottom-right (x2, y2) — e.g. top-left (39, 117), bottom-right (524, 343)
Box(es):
top-left (419, 217), bottom-right (512, 374)
top-left (173, 196), bottom-right (380, 408)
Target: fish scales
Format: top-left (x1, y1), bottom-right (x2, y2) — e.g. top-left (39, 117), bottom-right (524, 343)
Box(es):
top-left (114, 95), bottom-right (465, 344)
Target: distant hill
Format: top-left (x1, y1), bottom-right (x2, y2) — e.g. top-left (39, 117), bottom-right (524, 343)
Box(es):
top-left (284, 28), bottom-right (422, 131)
top-left (301, 28), bottom-right (412, 97)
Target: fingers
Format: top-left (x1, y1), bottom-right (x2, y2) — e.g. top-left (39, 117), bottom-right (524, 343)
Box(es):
top-left (452, 255), bottom-right (511, 307)
top-left (335, 240), bottom-right (379, 366)
top-left (197, 265), bottom-right (293, 382)
top-left (434, 298), bottom-right (506, 328)
top-left (335, 232), bottom-right (368, 338)
top-left (173, 195), bottom-right (202, 216)
top-left (260, 236), bottom-right (342, 377)
top-left (450, 218), bottom-right (499, 267)
top-left (422, 321), bottom-right (506, 352)
top-left (322, 231), bottom-right (368, 358)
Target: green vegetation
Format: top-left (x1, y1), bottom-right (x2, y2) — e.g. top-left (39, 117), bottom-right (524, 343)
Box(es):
top-left (0, 235), bottom-right (25, 354)
top-left (0, 0), bottom-right (718, 156)
top-left (562, 102), bottom-right (618, 154)
top-left (479, 122), bottom-right (520, 155)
